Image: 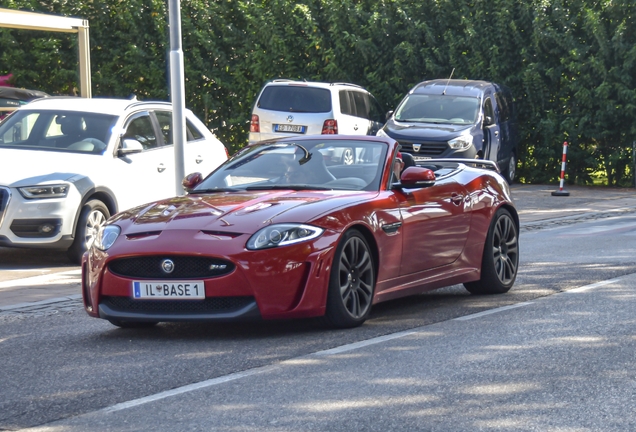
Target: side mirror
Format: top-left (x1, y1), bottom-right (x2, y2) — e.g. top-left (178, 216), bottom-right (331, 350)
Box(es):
top-left (118, 138), bottom-right (143, 156)
top-left (483, 116), bottom-right (494, 126)
top-left (396, 167), bottom-right (436, 189)
top-left (182, 172), bottom-right (203, 193)
top-left (385, 110), bottom-right (394, 121)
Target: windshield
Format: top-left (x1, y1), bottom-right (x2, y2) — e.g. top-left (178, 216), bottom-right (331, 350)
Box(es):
top-left (394, 94), bottom-right (479, 125)
top-left (0, 110), bottom-right (117, 154)
top-left (194, 139), bottom-right (388, 192)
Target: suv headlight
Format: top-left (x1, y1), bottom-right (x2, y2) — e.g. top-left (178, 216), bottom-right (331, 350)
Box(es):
top-left (18, 184), bottom-right (69, 199)
top-left (247, 224), bottom-right (323, 250)
top-left (94, 225), bottom-right (121, 251)
top-left (448, 133), bottom-right (474, 150)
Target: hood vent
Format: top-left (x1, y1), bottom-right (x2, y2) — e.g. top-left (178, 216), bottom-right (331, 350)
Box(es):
top-left (126, 231), bottom-right (162, 240)
top-left (201, 230), bottom-right (243, 240)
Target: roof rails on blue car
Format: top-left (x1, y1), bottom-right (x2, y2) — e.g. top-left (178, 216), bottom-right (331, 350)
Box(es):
top-left (414, 158), bottom-right (500, 172)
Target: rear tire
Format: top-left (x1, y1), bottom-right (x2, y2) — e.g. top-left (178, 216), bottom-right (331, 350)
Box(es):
top-left (67, 199), bottom-right (110, 264)
top-left (464, 208), bottom-right (519, 295)
top-left (324, 229), bottom-right (376, 328)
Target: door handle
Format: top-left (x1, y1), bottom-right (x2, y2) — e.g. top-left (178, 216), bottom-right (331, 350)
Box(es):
top-left (157, 163), bottom-right (166, 173)
top-left (451, 193), bottom-right (464, 205)
top-left (195, 156), bottom-right (204, 164)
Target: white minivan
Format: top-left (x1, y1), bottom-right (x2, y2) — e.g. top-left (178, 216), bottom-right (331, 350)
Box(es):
top-left (0, 97), bottom-right (228, 262)
top-left (249, 80), bottom-right (385, 156)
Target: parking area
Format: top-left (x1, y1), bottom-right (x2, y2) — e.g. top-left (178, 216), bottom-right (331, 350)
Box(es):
top-left (0, 183), bottom-right (634, 310)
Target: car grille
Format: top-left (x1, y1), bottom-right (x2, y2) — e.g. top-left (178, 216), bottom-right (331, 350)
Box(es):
top-left (101, 296), bottom-right (255, 314)
top-left (0, 187), bottom-right (10, 228)
top-left (398, 140), bottom-right (448, 156)
top-left (108, 256), bottom-right (235, 279)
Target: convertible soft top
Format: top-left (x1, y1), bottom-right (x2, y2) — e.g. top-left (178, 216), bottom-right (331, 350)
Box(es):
top-left (0, 87), bottom-right (49, 109)
top-left (0, 87), bottom-right (49, 100)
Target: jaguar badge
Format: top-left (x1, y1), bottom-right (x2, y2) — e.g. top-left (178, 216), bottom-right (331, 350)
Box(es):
top-left (161, 259), bottom-right (175, 274)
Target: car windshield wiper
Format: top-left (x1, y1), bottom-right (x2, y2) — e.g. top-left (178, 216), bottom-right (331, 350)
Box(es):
top-left (190, 187), bottom-right (241, 193)
top-left (245, 185), bottom-right (332, 191)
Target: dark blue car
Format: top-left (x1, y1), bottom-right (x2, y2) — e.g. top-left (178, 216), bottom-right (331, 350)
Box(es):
top-left (379, 79), bottom-right (519, 183)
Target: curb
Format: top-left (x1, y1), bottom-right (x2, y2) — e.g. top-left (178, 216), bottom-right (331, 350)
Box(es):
top-left (520, 205), bottom-right (636, 231)
top-left (0, 294), bottom-right (82, 313)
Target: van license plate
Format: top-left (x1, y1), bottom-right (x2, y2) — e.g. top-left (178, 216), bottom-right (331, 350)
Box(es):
top-left (275, 124), bottom-right (306, 133)
top-left (132, 281), bottom-right (205, 299)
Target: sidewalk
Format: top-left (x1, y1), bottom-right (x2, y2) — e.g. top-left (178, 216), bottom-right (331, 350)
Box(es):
top-left (511, 184), bottom-right (636, 224)
top-left (1, 184), bottom-right (635, 310)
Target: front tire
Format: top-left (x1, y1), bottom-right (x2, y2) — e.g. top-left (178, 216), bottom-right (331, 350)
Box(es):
top-left (67, 199), bottom-right (110, 264)
top-left (464, 208), bottom-right (519, 295)
top-left (324, 229), bottom-right (376, 328)
top-left (503, 153), bottom-right (516, 184)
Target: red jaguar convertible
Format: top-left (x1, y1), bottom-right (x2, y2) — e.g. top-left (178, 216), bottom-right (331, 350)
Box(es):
top-left (82, 135), bottom-right (519, 328)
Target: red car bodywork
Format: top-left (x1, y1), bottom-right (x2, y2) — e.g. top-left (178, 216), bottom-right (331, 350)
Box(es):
top-left (82, 135), bottom-right (517, 323)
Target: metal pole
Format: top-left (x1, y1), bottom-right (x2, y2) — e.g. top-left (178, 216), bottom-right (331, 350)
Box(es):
top-left (633, 141), bottom-right (635, 189)
top-left (168, 0), bottom-right (186, 195)
top-left (552, 141), bottom-right (570, 196)
top-left (77, 21), bottom-right (91, 98)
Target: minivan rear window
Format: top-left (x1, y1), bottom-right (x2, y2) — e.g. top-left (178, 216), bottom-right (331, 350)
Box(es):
top-left (257, 86), bottom-right (332, 113)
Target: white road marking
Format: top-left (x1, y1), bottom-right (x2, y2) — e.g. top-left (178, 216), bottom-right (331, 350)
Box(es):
top-left (453, 302), bottom-right (534, 321)
top-left (565, 278), bottom-right (620, 293)
top-left (102, 365), bottom-right (278, 413)
top-left (313, 329), bottom-right (419, 356)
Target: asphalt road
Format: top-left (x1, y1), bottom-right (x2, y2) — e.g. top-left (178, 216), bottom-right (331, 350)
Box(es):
top-left (24, 274), bottom-right (636, 432)
top-left (1, 185), bottom-right (635, 431)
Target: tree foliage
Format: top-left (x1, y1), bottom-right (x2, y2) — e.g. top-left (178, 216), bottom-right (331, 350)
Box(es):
top-left (1, 0), bottom-right (635, 185)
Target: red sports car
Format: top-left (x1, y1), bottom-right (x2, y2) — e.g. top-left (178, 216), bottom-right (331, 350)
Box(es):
top-left (82, 135), bottom-right (519, 328)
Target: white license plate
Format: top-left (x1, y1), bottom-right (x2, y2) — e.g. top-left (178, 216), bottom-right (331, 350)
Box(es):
top-left (132, 281), bottom-right (205, 300)
top-left (413, 156), bottom-right (432, 161)
top-left (275, 124), bottom-right (306, 133)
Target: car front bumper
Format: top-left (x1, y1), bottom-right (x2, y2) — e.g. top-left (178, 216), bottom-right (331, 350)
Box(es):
top-left (0, 185), bottom-right (80, 249)
top-left (82, 228), bottom-right (340, 322)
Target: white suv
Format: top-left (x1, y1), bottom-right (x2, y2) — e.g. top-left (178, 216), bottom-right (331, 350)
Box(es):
top-left (249, 80), bottom-right (385, 151)
top-left (0, 97), bottom-right (227, 262)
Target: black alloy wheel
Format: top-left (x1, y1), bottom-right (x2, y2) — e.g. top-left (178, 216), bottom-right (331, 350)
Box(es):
top-left (464, 208), bottom-right (519, 294)
top-left (325, 229), bottom-right (376, 328)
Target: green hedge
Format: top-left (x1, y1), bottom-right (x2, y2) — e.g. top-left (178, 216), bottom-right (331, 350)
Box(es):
top-left (2, 0), bottom-right (635, 185)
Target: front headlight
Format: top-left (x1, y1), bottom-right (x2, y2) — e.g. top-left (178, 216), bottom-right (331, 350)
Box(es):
top-left (94, 225), bottom-right (121, 251)
top-left (448, 133), bottom-right (474, 150)
top-left (247, 224), bottom-right (323, 250)
top-left (19, 184), bottom-right (69, 199)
